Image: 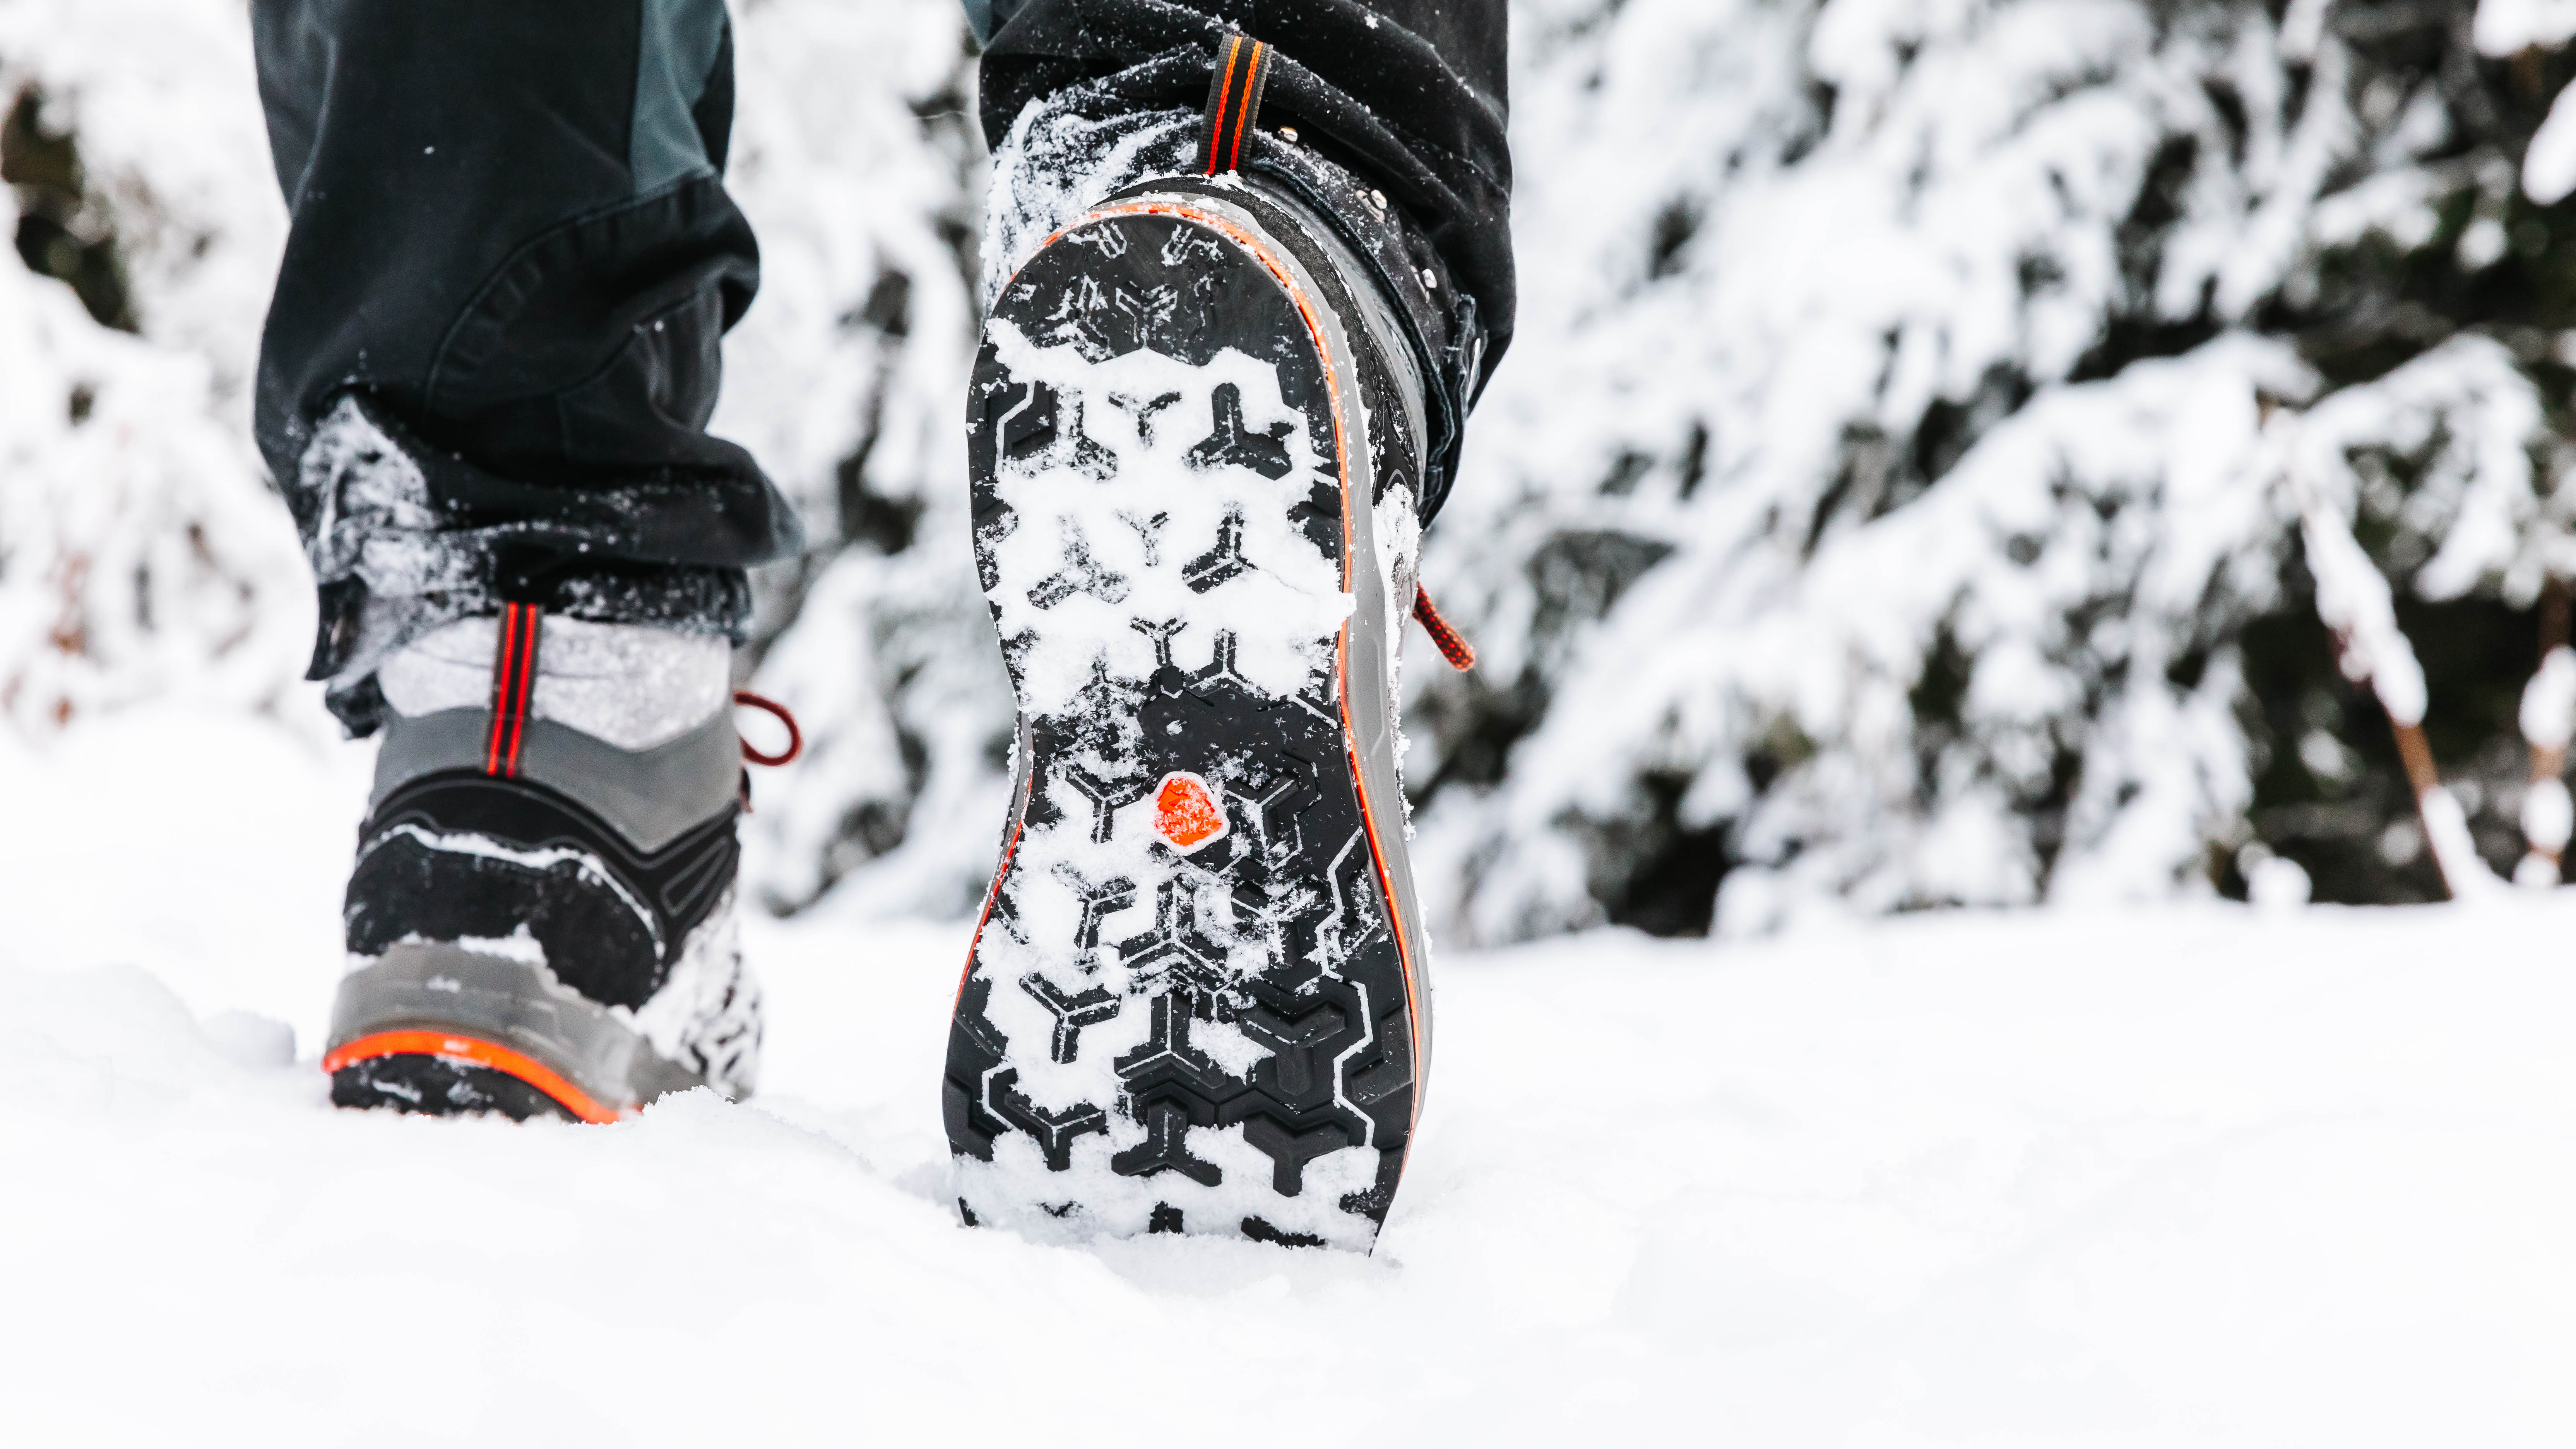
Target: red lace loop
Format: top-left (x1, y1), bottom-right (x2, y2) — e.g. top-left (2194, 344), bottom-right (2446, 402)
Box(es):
top-left (1412, 585), bottom-right (1476, 671)
top-left (734, 690), bottom-right (804, 767)
top-left (484, 602), bottom-right (544, 778)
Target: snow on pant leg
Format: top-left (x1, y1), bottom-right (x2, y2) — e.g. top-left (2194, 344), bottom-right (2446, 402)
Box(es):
top-left (976, 0), bottom-right (1511, 517)
top-left (250, 0), bottom-right (801, 732)
top-left (977, 0), bottom-right (1510, 364)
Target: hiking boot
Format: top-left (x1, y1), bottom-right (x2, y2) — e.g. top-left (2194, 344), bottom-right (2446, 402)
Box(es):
top-left (323, 607), bottom-right (768, 1122)
top-left (943, 93), bottom-right (1465, 1247)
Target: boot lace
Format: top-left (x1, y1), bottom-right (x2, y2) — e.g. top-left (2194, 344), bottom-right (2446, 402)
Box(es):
top-left (1412, 585), bottom-right (1476, 671)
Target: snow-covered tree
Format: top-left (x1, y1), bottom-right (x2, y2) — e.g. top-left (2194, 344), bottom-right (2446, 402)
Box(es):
top-left (0, 1), bottom-right (306, 732)
top-left (1408, 0), bottom-right (2576, 938)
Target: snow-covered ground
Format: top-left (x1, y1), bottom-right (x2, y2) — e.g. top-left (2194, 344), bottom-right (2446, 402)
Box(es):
top-left (4, 708), bottom-right (2573, 1444)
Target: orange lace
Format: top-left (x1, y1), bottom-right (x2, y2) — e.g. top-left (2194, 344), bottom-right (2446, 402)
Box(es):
top-left (1412, 585), bottom-right (1476, 671)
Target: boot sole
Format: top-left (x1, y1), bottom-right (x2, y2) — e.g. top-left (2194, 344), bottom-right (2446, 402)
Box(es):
top-left (326, 1035), bottom-right (590, 1123)
top-left (944, 190), bottom-right (1429, 1250)
top-left (325, 941), bottom-right (708, 1123)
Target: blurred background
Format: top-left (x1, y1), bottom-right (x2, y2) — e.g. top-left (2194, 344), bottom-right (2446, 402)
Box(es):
top-left (10, 0), bottom-right (2576, 943)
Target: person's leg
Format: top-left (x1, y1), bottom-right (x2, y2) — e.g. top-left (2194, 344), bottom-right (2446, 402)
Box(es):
top-left (253, 0), bottom-right (787, 1117)
top-left (944, 0), bottom-right (1508, 1245)
top-left (254, 0), bottom-right (796, 725)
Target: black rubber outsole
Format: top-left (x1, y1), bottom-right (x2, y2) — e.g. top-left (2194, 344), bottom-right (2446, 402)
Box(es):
top-left (943, 193), bottom-right (1421, 1249)
top-left (330, 1056), bottom-right (574, 1123)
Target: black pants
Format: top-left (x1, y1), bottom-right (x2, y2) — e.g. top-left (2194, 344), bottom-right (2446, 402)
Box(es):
top-left (252, 0), bottom-right (1510, 728)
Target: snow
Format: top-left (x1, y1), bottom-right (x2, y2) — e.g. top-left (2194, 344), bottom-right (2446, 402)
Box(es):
top-left (979, 316), bottom-right (1349, 709)
top-left (2527, 82), bottom-right (2576, 206)
top-left (1399, 0), bottom-right (2576, 933)
top-left (2523, 647), bottom-right (2576, 751)
top-left (2237, 843), bottom-right (2314, 908)
top-left (2285, 426), bottom-right (2429, 728)
top-left (2524, 776), bottom-right (2573, 852)
top-left (5, 708), bottom-right (2575, 1442)
top-left (982, 105), bottom-right (1202, 306)
top-left (2499, 0), bottom-right (2576, 202)
top-left (2480, 0), bottom-right (2576, 58)
top-left (2419, 784), bottom-right (2508, 900)
top-left (0, 0), bottom-right (306, 731)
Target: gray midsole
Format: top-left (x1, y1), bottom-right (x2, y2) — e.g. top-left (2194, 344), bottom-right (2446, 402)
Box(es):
top-left (328, 943), bottom-right (706, 1110)
top-left (372, 706), bottom-right (740, 854)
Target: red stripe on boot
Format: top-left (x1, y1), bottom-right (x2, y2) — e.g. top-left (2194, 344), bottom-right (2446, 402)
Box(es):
top-left (1228, 43), bottom-right (1267, 173)
top-left (484, 602), bottom-right (543, 777)
top-left (1204, 36), bottom-right (1244, 176)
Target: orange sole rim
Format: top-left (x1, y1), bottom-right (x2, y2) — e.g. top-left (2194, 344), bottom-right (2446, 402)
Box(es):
top-left (322, 1030), bottom-right (627, 1125)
